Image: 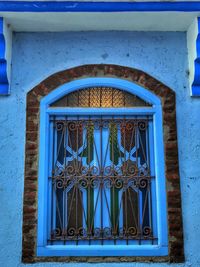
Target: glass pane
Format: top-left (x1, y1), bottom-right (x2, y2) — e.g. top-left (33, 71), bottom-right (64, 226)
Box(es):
top-left (50, 87), bottom-right (151, 108)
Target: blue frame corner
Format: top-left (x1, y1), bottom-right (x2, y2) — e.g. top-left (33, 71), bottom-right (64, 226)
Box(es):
top-left (0, 17), bottom-right (9, 95)
top-left (192, 17), bottom-right (200, 96)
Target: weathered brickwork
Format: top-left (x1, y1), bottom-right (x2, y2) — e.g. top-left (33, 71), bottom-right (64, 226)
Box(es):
top-left (22, 64), bottom-right (184, 263)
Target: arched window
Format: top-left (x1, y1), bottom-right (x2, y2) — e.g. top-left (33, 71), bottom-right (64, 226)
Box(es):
top-left (37, 78), bottom-right (168, 256)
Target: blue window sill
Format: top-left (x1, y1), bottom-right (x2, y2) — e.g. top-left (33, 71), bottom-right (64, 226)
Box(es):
top-left (37, 245), bottom-right (168, 257)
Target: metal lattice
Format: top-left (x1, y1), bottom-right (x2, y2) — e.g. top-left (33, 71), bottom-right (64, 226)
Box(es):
top-left (49, 117), bottom-right (156, 245)
top-left (51, 87), bottom-right (151, 108)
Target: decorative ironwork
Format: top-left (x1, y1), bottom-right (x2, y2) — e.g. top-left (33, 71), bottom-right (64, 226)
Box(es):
top-left (51, 87), bottom-right (151, 107)
top-left (49, 117), bottom-right (155, 245)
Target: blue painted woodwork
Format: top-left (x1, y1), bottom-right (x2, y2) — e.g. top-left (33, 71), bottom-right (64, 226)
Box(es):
top-left (0, 1), bottom-right (200, 12)
top-left (192, 17), bottom-right (200, 96)
top-left (37, 77), bottom-right (168, 256)
top-left (0, 17), bottom-right (9, 95)
top-left (0, 2), bottom-right (198, 96)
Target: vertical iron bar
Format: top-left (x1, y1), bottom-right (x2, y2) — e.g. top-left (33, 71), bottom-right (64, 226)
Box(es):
top-left (76, 119), bottom-right (79, 173)
top-left (128, 125), bottom-right (135, 162)
top-left (88, 119), bottom-right (91, 244)
top-left (125, 188), bottom-right (128, 245)
top-left (63, 119), bottom-right (67, 244)
top-left (51, 117), bottom-right (55, 244)
top-left (149, 180), bottom-right (153, 244)
top-left (76, 118), bottom-right (79, 245)
top-left (135, 125), bottom-right (141, 244)
top-left (100, 117), bottom-right (103, 244)
top-left (123, 117), bottom-right (127, 174)
top-left (147, 119), bottom-right (153, 243)
top-left (141, 182), bottom-right (149, 233)
top-left (76, 182), bottom-right (78, 245)
top-left (111, 119), bottom-right (116, 244)
top-left (137, 185), bottom-right (141, 245)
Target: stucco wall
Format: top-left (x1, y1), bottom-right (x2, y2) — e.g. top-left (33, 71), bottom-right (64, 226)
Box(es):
top-left (0, 31), bottom-right (199, 267)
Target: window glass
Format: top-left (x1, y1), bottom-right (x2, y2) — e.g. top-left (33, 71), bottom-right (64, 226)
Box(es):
top-left (51, 87), bottom-right (151, 108)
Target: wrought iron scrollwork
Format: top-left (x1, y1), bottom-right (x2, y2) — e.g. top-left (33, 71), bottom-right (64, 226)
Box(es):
top-left (50, 117), bottom-right (155, 244)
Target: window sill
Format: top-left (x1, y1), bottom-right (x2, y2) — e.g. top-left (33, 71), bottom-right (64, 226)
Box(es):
top-left (37, 245), bottom-right (168, 257)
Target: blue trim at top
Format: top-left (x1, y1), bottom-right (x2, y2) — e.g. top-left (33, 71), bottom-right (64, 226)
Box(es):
top-left (192, 17), bottom-right (200, 96)
top-left (0, 1), bottom-right (200, 12)
top-left (0, 17), bottom-right (9, 95)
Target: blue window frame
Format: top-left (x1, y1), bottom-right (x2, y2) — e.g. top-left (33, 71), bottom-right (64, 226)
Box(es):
top-left (37, 78), bottom-right (168, 257)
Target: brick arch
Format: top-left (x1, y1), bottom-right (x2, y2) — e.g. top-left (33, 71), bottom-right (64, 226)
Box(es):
top-left (23, 64), bottom-right (184, 263)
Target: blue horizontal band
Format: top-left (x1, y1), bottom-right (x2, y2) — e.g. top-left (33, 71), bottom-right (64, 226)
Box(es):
top-left (0, 1), bottom-right (200, 12)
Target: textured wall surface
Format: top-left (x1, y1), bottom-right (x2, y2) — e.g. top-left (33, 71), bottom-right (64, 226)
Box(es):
top-left (0, 31), bottom-right (200, 267)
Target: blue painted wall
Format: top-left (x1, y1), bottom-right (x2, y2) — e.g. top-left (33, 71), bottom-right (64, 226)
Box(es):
top-left (0, 31), bottom-right (200, 266)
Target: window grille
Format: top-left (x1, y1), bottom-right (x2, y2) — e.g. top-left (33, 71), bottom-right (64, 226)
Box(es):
top-left (49, 116), bottom-right (156, 245)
